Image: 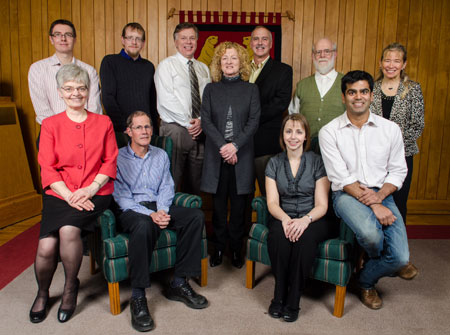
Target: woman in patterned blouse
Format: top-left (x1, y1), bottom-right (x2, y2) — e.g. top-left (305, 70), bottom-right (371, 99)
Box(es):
top-left (370, 42), bottom-right (425, 280)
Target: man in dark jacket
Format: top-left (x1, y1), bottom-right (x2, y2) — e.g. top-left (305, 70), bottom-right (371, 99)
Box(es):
top-left (249, 26), bottom-right (293, 195)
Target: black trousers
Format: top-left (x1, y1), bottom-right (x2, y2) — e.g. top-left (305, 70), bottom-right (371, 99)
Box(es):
top-left (118, 202), bottom-right (204, 288)
top-left (393, 156), bottom-right (413, 224)
top-left (267, 216), bottom-right (335, 310)
top-left (212, 162), bottom-right (248, 252)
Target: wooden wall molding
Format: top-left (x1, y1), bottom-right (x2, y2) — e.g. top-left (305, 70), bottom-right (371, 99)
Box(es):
top-left (0, 0), bottom-right (449, 226)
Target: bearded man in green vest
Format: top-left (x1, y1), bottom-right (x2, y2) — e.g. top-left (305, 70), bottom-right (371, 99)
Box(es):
top-left (289, 38), bottom-right (345, 153)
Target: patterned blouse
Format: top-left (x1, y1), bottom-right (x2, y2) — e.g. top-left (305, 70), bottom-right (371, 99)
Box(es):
top-left (370, 80), bottom-right (425, 157)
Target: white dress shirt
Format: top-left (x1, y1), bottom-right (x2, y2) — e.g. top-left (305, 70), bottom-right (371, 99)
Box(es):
top-left (319, 112), bottom-right (407, 192)
top-left (154, 52), bottom-right (211, 128)
top-left (288, 69), bottom-right (339, 114)
top-left (28, 54), bottom-right (102, 124)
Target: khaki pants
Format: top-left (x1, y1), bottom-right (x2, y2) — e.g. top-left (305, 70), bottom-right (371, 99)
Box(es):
top-left (160, 121), bottom-right (204, 195)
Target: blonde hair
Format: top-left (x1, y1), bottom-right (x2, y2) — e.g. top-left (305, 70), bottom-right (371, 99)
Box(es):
top-left (209, 41), bottom-right (251, 82)
top-left (378, 42), bottom-right (411, 99)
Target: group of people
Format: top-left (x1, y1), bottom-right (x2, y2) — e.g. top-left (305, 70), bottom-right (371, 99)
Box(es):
top-left (27, 18), bottom-right (424, 331)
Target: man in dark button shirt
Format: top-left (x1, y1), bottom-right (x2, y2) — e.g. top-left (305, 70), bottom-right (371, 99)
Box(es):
top-left (100, 22), bottom-right (159, 134)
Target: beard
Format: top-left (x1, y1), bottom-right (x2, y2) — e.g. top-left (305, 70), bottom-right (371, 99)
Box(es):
top-left (314, 56), bottom-right (335, 75)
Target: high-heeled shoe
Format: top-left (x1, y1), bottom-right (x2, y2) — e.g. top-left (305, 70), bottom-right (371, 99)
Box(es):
top-left (29, 293), bottom-right (49, 323)
top-left (57, 278), bottom-right (80, 323)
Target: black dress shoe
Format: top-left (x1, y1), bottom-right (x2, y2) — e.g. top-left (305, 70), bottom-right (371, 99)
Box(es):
top-left (209, 249), bottom-right (223, 267)
top-left (231, 251), bottom-right (244, 269)
top-left (282, 306), bottom-right (299, 322)
top-left (29, 294), bottom-right (49, 323)
top-left (165, 281), bottom-right (209, 309)
top-left (268, 300), bottom-right (283, 319)
top-left (57, 278), bottom-right (80, 323)
top-left (130, 296), bottom-right (154, 332)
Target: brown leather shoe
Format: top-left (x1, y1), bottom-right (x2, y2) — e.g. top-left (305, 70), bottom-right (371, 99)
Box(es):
top-left (397, 262), bottom-right (419, 280)
top-left (360, 288), bottom-right (382, 310)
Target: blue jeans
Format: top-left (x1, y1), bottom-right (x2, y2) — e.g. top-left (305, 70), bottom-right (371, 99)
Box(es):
top-left (332, 190), bottom-right (409, 289)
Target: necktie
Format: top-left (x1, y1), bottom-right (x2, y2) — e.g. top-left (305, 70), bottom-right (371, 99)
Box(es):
top-left (188, 60), bottom-right (201, 119)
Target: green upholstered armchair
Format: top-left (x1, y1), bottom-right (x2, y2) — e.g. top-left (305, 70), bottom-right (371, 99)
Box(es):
top-left (89, 134), bottom-right (208, 315)
top-left (246, 196), bottom-right (356, 318)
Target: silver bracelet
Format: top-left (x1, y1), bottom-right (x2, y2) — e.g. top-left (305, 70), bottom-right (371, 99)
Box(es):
top-left (305, 214), bottom-right (313, 223)
top-left (93, 180), bottom-right (102, 188)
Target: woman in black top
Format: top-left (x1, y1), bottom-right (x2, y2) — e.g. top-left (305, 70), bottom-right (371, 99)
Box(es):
top-left (266, 114), bottom-right (334, 322)
top-left (200, 41), bottom-right (260, 268)
top-left (370, 42), bottom-right (425, 280)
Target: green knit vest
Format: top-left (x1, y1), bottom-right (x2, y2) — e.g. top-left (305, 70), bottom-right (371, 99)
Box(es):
top-left (295, 73), bottom-right (345, 137)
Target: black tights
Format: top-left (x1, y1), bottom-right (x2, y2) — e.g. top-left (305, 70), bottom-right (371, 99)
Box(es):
top-left (31, 226), bottom-right (83, 312)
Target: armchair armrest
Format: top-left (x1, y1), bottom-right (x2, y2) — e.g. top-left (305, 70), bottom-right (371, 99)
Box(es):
top-left (98, 209), bottom-right (117, 239)
top-left (251, 196), bottom-right (269, 227)
top-left (173, 192), bottom-right (202, 209)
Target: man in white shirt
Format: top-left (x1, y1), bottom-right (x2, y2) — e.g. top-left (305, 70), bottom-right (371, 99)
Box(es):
top-left (155, 22), bottom-right (211, 194)
top-left (289, 38), bottom-right (345, 152)
top-left (319, 70), bottom-right (409, 310)
top-left (28, 19), bottom-right (102, 127)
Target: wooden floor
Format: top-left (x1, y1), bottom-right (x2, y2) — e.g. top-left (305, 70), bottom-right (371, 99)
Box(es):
top-left (0, 214), bottom-right (449, 248)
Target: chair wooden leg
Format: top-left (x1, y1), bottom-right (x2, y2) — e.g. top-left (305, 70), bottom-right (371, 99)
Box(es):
top-left (333, 285), bottom-right (346, 318)
top-left (246, 259), bottom-right (255, 289)
top-left (89, 251), bottom-right (98, 275)
top-left (200, 257), bottom-right (208, 287)
top-left (108, 282), bottom-right (121, 315)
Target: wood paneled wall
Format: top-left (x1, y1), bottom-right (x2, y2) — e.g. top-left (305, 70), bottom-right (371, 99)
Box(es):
top-left (1, 0), bottom-right (449, 214)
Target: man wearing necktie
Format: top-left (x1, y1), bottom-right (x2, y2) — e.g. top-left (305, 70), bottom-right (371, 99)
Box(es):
top-left (155, 23), bottom-right (211, 194)
top-left (288, 38), bottom-right (345, 153)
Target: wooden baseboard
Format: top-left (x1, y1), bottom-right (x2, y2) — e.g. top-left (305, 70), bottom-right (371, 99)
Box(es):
top-left (408, 200), bottom-right (450, 215)
top-left (0, 192), bottom-right (42, 228)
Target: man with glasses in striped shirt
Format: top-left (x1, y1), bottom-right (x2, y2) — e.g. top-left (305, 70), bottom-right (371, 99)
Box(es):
top-left (28, 19), bottom-right (102, 144)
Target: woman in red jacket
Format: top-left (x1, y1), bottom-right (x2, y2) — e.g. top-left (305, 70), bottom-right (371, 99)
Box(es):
top-left (29, 64), bottom-right (118, 324)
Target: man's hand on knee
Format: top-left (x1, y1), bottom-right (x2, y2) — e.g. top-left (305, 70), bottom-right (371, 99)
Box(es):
top-left (370, 204), bottom-right (396, 226)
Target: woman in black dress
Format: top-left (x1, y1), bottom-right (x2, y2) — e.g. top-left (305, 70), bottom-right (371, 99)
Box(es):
top-left (266, 113), bottom-right (335, 322)
top-left (200, 41), bottom-right (260, 268)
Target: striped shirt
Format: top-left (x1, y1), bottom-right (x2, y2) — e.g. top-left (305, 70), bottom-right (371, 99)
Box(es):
top-left (28, 54), bottom-right (102, 124)
top-left (113, 144), bottom-right (174, 216)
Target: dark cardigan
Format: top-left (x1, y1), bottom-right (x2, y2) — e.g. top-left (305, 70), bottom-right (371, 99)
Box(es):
top-left (100, 53), bottom-right (158, 133)
top-left (200, 77), bottom-right (261, 195)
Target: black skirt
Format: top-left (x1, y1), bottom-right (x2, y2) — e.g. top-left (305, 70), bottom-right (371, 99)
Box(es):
top-left (40, 193), bottom-right (112, 238)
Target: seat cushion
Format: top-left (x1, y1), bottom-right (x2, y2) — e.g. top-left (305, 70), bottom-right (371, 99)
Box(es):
top-left (316, 238), bottom-right (352, 261)
top-left (312, 258), bottom-right (353, 287)
top-left (246, 238), bottom-right (271, 266)
top-left (248, 223), bottom-right (269, 243)
top-left (103, 225), bottom-right (208, 259)
top-left (104, 234), bottom-right (129, 259)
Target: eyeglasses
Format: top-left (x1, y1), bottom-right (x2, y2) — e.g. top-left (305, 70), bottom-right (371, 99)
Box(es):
top-left (123, 36), bottom-right (144, 43)
top-left (51, 32), bottom-right (75, 39)
top-left (60, 86), bottom-right (88, 93)
top-left (313, 49), bottom-right (336, 56)
top-left (131, 125), bottom-right (151, 131)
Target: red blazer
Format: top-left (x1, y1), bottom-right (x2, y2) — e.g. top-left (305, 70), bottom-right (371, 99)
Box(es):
top-left (38, 111), bottom-right (118, 199)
